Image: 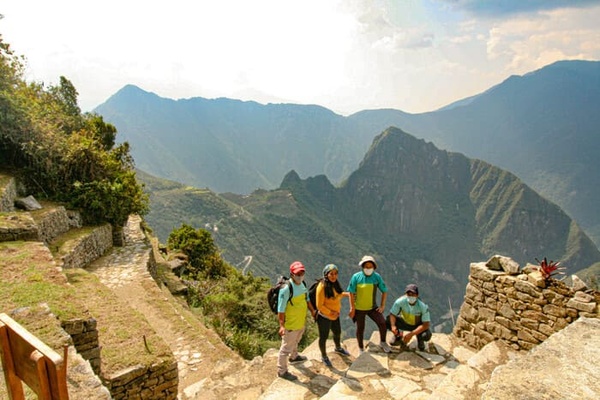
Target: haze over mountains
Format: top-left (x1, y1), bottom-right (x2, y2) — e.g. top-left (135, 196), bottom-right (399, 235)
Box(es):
top-left (139, 127), bottom-right (600, 334)
top-left (95, 60), bottom-right (600, 249)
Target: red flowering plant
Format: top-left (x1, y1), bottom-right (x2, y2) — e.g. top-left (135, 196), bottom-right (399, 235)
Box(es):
top-left (534, 257), bottom-right (566, 282)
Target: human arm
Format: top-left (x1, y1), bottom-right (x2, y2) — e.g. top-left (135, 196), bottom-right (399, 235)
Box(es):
top-left (402, 321), bottom-right (430, 343)
top-left (278, 312), bottom-right (286, 337)
top-left (307, 300), bottom-right (317, 320)
top-left (389, 313), bottom-right (398, 336)
top-left (377, 291), bottom-right (387, 314)
top-left (348, 292), bottom-right (356, 319)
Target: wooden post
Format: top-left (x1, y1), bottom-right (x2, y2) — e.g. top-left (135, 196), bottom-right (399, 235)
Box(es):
top-left (0, 319), bottom-right (25, 400)
top-left (0, 313), bottom-right (69, 399)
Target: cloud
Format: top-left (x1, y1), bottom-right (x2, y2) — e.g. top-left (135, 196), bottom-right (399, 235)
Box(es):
top-left (439, 0), bottom-right (600, 17)
top-left (485, 6), bottom-right (600, 72)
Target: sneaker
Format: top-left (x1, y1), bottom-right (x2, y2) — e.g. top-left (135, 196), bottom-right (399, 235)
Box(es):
top-left (277, 371), bottom-right (298, 381)
top-left (418, 339), bottom-right (426, 351)
top-left (289, 355), bottom-right (308, 363)
top-left (334, 347), bottom-right (351, 357)
top-left (380, 341), bottom-right (391, 353)
top-left (358, 348), bottom-right (365, 354)
top-left (322, 356), bottom-right (332, 367)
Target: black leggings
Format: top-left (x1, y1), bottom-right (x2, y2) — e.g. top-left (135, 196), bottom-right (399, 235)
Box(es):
top-left (354, 308), bottom-right (387, 350)
top-left (386, 315), bottom-right (432, 342)
top-left (317, 314), bottom-right (342, 357)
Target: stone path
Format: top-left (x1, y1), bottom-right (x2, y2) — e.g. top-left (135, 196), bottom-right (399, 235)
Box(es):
top-left (87, 215), bottom-right (244, 398)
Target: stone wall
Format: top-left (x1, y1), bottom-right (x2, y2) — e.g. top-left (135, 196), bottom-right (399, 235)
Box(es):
top-left (56, 224), bottom-right (113, 269)
top-left (62, 317), bottom-right (102, 375)
top-left (453, 256), bottom-right (599, 350)
top-left (0, 212), bottom-right (39, 241)
top-left (34, 206), bottom-right (81, 243)
top-left (103, 361), bottom-right (179, 400)
top-left (0, 175), bottom-right (16, 212)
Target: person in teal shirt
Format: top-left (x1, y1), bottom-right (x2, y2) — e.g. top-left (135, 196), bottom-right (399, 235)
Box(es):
top-left (387, 283), bottom-right (432, 351)
top-left (276, 261), bottom-right (317, 381)
top-left (347, 255), bottom-right (390, 354)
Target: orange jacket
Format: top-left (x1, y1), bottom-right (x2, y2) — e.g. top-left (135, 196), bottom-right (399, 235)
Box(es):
top-left (316, 281), bottom-right (344, 320)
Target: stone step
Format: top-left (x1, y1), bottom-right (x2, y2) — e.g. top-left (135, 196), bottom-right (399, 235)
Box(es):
top-left (227, 328), bottom-right (520, 400)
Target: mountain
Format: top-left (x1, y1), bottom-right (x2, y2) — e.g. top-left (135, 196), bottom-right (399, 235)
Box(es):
top-left (96, 84), bottom-right (374, 194)
top-left (94, 60), bottom-right (600, 248)
top-left (139, 128), bottom-right (600, 333)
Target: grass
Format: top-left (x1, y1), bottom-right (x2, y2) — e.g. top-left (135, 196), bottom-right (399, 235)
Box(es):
top-left (0, 239), bottom-right (173, 380)
top-left (64, 268), bottom-right (174, 375)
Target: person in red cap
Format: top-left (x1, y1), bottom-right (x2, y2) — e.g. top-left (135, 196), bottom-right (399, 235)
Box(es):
top-left (276, 261), bottom-right (317, 381)
top-left (386, 283), bottom-right (432, 351)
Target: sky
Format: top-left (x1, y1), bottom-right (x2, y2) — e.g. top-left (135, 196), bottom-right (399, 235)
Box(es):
top-left (2, 0), bottom-right (600, 115)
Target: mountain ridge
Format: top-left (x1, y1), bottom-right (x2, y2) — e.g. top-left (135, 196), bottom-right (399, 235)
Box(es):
top-left (139, 127), bottom-right (600, 335)
top-left (95, 60), bottom-right (600, 248)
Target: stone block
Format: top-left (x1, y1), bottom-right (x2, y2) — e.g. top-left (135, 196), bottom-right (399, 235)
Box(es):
top-left (566, 299), bottom-right (597, 313)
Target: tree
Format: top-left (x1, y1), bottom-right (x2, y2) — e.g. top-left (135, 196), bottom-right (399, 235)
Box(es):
top-left (167, 224), bottom-right (226, 278)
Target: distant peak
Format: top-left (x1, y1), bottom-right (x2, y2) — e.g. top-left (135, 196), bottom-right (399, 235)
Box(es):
top-left (279, 170), bottom-right (301, 189)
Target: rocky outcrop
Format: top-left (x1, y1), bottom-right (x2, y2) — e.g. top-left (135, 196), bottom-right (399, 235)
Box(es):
top-left (482, 317), bottom-right (600, 399)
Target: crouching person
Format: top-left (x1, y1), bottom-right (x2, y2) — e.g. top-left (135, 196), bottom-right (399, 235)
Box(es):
top-left (387, 284), bottom-right (432, 351)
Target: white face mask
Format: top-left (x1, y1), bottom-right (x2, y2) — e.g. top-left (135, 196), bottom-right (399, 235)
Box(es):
top-left (363, 268), bottom-right (374, 276)
top-left (292, 275), bottom-right (304, 284)
top-left (407, 296), bottom-right (418, 305)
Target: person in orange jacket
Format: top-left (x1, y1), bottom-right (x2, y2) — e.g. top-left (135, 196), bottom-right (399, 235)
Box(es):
top-left (315, 263), bottom-right (351, 367)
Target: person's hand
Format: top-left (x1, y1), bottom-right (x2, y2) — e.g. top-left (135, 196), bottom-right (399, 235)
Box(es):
top-left (391, 326), bottom-right (398, 336)
top-left (279, 326), bottom-right (286, 337)
top-left (331, 311), bottom-right (339, 319)
top-left (377, 305), bottom-right (385, 314)
top-left (403, 331), bottom-right (414, 344)
top-left (348, 309), bottom-right (355, 319)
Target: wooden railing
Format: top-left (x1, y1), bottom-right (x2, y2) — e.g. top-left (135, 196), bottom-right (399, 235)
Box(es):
top-left (0, 313), bottom-right (69, 399)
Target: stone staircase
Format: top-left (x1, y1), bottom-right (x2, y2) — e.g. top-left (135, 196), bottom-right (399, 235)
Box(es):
top-left (2, 171), bottom-right (599, 399)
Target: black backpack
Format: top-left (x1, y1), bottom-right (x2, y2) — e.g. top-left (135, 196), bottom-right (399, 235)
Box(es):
top-left (308, 278), bottom-right (323, 312)
top-left (267, 276), bottom-right (309, 314)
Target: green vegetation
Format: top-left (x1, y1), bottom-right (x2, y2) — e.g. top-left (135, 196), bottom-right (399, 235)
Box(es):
top-left (0, 35), bottom-right (147, 228)
top-left (167, 224), bottom-right (317, 359)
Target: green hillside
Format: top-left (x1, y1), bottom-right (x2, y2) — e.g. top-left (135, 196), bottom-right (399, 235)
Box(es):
top-left (140, 128), bottom-right (600, 335)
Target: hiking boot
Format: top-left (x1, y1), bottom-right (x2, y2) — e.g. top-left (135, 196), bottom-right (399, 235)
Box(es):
top-left (334, 347), bottom-right (351, 357)
top-left (277, 371), bottom-right (298, 381)
top-left (380, 341), bottom-right (391, 353)
top-left (289, 355), bottom-right (307, 363)
top-left (322, 356), bottom-right (332, 367)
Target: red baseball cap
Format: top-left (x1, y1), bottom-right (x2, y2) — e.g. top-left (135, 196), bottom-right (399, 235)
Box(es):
top-left (290, 261), bottom-right (305, 274)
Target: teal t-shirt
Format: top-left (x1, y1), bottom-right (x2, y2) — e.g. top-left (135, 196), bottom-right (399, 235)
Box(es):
top-left (389, 296), bottom-right (430, 326)
top-left (347, 271), bottom-right (387, 311)
top-left (277, 281), bottom-right (309, 330)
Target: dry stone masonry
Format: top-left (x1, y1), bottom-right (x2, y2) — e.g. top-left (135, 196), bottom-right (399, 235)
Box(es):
top-left (453, 255), bottom-right (599, 350)
top-left (62, 317), bottom-right (102, 375)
